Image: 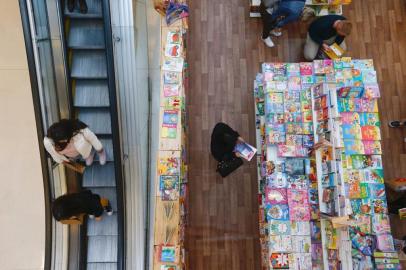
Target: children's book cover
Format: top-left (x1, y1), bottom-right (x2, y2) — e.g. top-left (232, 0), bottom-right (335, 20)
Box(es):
top-left (287, 175), bottom-right (309, 190)
top-left (287, 63), bottom-right (300, 75)
top-left (291, 236), bottom-right (312, 253)
top-left (361, 126), bottom-right (381, 141)
top-left (277, 144), bottom-right (297, 157)
top-left (300, 62), bottom-right (313, 75)
top-left (285, 90), bottom-right (301, 103)
top-left (300, 88), bottom-right (312, 102)
top-left (269, 253), bottom-right (290, 269)
top-left (160, 246), bottom-right (176, 262)
top-left (363, 140), bottom-right (382, 155)
top-left (267, 113), bottom-right (285, 124)
top-left (161, 265), bottom-right (177, 270)
top-left (301, 75), bottom-right (314, 85)
top-left (372, 214), bottom-right (391, 234)
top-left (266, 203), bottom-right (290, 221)
top-left (162, 57), bottom-right (184, 72)
top-left (363, 83), bottom-right (381, 98)
top-left (360, 183), bottom-right (370, 199)
top-left (269, 235), bottom-right (292, 252)
top-left (359, 112), bottom-right (380, 126)
top-left (163, 71), bottom-right (181, 85)
top-left (372, 199), bottom-right (388, 214)
top-left (265, 188), bottom-right (288, 204)
top-left (302, 111), bottom-right (313, 123)
top-left (284, 112), bottom-right (302, 123)
top-left (344, 139), bottom-right (365, 155)
top-left (362, 70), bottom-right (378, 84)
top-left (285, 134), bottom-right (303, 146)
top-left (268, 172), bottom-right (288, 188)
top-left (363, 169), bottom-right (384, 183)
top-left (340, 112), bottom-right (360, 125)
top-left (376, 234), bottom-right (395, 252)
top-left (302, 123), bottom-right (313, 135)
top-left (360, 98), bottom-right (379, 113)
top-left (163, 84), bottom-right (180, 97)
top-left (312, 243), bottom-right (323, 261)
top-left (310, 204), bottom-right (320, 220)
top-left (163, 110), bottom-right (179, 128)
top-left (166, 30), bottom-right (182, 45)
top-left (345, 181), bottom-right (361, 199)
top-left (261, 160), bottom-right (275, 177)
top-left (159, 175), bottom-right (179, 201)
top-left (269, 220), bottom-right (291, 235)
top-left (343, 169), bottom-right (363, 184)
top-left (158, 157), bottom-right (180, 175)
top-left (308, 189), bottom-right (319, 204)
top-left (285, 158), bottom-right (304, 175)
top-left (284, 101), bottom-right (301, 114)
top-left (288, 189), bottom-right (309, 205)
top-left (352, 213), bottom-right (372, 234)
top-left (291, 221), bottom-right (311, 235)
top-left (161, 126), bottom-right (177, 139)
top-left (165, 43), bottom-right (182, 58)
top-left (288, 76), bottom-right (301, 91)
top-left (369, 183), bottom-right (386, 199)
top-left (341, 124), bottom-right (362, 140)
top-left (302, 135), bottom-right (314, 148)
top-left (276, 80), bottom-right (288, 91)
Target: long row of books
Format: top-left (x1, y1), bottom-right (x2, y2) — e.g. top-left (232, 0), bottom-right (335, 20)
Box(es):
top-left (254, 59), bottom-right (401, 270)
top-left (153, 13), bottom-right (189, 270)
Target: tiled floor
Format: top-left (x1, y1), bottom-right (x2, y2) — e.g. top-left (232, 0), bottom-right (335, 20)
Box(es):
top-left (186, 0), bottom-right (406, 269)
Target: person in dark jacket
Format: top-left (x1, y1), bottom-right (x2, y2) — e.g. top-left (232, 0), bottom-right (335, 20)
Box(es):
top-left (67, 0), bottom-right (88, 14)
top-left (304, 15), bottom-right (352, 60)
top-left (261, 0), bottom-right (306, 48)
top-left (210, 122), bottom-right (244, 162)
top-left (52, 190), bottom-right (112, 224)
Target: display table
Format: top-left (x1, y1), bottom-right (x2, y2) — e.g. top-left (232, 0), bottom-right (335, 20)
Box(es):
top-left (152, 14), bottom-right (189, 270)
top-left (254, 59), bottom-right (402, 269)
top-left (249, 0), bottom-right (351, 18)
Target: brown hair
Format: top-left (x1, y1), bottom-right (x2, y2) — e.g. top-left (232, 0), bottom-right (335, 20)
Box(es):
top-left (340, 21), bottom-right (353, 36)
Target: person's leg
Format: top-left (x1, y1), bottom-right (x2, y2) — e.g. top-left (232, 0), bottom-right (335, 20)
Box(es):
top-left (100, 197), bottom-right (113, 215)
top-left (85, 149), bottom-right (95, 166)
top-left (273, 2), bottom-right (304, 29)
top-left (79, 0), bottom-right (88, 13)
top-left (304, 34), bottom-right (320, 61)
top-left (260, 3), bottom-right (274, 39)
top-left (67, 0), bottom-right (75, 12)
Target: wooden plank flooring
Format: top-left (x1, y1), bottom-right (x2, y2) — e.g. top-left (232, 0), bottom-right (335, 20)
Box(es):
top-left (186, 0), bottom-right (406, 269)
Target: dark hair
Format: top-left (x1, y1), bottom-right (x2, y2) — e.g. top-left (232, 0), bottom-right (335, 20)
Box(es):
top-left (47, 119), bottom-right (87, 144)
top-left (52, 194), bottom-right (84, 221)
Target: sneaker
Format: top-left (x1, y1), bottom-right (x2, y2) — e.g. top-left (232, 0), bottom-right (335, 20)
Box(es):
top-left (98, 149), bottom-right (107, 165)
top-left (262, 36), bottom-right (275, 48)
top-left (104, 201), bottom-right (113, 216)
top-left (85, 151), bottom-right (95, 166)
top-left (67, 0), bottom-right (74, 12)
top-left (270, 29), bottom-right (282, 37)
top-left (79, 0), bottom-right (88, 14)
top-left (389, 120), bottom-right (402, 128)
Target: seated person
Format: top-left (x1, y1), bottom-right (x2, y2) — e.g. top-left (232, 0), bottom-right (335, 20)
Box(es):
top-left (210, 122), bottom-right (244, 162)
top-left (52, 190), bottom-right (113, 224)
top-left (261, 0), bottom-right (306, 48)
top-left (304, 15), bottom-right (352, 61)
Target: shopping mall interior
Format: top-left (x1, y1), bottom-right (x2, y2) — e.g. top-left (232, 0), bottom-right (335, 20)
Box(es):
top-left (1, 0), bottom-right (406, 270)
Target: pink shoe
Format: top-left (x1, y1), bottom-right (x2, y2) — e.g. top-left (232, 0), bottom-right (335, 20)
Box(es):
top-left (98, 149), bottom-right (107, 165)
top-left (85, 151), bottom-right (95, 166)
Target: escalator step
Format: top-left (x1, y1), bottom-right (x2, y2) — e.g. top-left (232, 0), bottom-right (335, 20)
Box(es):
top-left (88, 187), bottom-right (117, 212)
top-left (74, 80), bottom-right (109, 107)
top-left (87, 235), bottom-right (118, 263)
top-left (64, 0), bottom-right (102, 18)
top-left (71, 50), bottom-right (107, 79)
top-left (87, 213), bottom-right (118, 236)
top-left (68, 20), bottom-right (105, 49)
top-left (83, 163), bottom-right (115, 188)
top-left (78, 108), bottom-right (112, 135)
top-left (87, 263), bottom-right (117, 270)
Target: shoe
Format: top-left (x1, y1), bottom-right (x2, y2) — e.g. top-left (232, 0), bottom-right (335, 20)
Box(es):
top-left (79, 0), bottom-right (88, 14)
top-left (262, 36), bottom-right (274, 48)
top-left (67, 0), bottom-right (75, 12)
top-left (389, 120), bottom-right (402, 128)
top-left (104, 201), bottom-right (113, 216)
top-left (85, 151), bottom-right (95, 166)
top-left (270, 29), bottom-right (282, 37)
top-left (98, 149), bottom-right (107, 165)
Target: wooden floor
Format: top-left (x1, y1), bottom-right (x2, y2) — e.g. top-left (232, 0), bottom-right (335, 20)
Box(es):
top-left (186, 0), bottom-right (406, 269)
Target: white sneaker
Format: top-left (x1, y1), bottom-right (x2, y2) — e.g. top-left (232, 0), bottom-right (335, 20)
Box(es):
top-left (262, 36), bottom-right (275, 48)
top-left (98, 149), bottom-right (107, 165)
top-left (270, 29), bottom-right (282, 37)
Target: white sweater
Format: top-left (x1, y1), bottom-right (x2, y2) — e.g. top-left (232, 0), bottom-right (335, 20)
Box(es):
top-left (43, 128), bottom-right (103, 164)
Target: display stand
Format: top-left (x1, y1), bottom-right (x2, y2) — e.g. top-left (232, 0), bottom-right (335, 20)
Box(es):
top-left (153, 12), bottom-right (189, 270)
top-left (249, 0), bottom-right (351, 18)
top-left (254, 59), bottom-right (402, 270)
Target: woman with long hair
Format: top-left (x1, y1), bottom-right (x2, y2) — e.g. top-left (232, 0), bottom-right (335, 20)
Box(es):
top-left (43, 119), bottom-right (106, 166)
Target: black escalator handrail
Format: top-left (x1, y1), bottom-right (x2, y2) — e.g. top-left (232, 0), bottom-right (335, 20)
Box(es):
top-left (101, 1), bottom-right (126, 269)
top-left (18, 1), bottom-right (53, 269)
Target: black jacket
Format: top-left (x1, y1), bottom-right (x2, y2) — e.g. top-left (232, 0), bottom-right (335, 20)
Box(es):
top-left (309, 15), bottom-right (346, 45)
top-left (210, 122), bottom-right (240, 162)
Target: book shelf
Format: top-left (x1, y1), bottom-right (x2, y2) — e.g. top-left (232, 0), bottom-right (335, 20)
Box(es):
top-left (254, 59), bottom-right (402, 270)
top-left (249, 0), bottom-right (351, 18)
top-left (153, 12), bottom-right (189, 270)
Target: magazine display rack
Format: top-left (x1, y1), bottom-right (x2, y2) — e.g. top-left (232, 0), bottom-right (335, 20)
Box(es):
top-left (153, 14), bottom-right (189, 270)
top-left (254, 59), bottom-right (402, 270)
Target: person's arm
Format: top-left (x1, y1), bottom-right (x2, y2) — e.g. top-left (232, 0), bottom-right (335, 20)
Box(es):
top-left (43, 137), bottom-right (69, 164)
top-left (81, 128), bottom-right (103, 152)
top-left (308, 22), bottom-right (324, 45)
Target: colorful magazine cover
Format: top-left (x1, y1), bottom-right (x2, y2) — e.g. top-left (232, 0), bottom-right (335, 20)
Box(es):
top-left (159, 175), bottom-right (179, 201)
top-left (269, 235), bottom-right (292, 252)
top-left (291, 221), bottom-right (311, 235)
top-left (265, 188), bottom-right (288, 204)
top-left (266, 203), bottom-right (290, 221)
top-left (234, 142), bottom-right (257, 161)
top-left (268, 172), bottom-right (288, 188)
top-left (287, 175), bottom-right (309, 190)
top-left (158, 157), bottom-right (180, 175)
top-left (269, 220), bottom-right (291, 235)
top-left (269, 253), bottom-right (290, 269)
top-left (160, 246), bottom-right (176, 262)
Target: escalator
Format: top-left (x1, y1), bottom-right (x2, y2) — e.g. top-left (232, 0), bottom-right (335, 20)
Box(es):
top-left (63, 0), bottom-right (123, 269)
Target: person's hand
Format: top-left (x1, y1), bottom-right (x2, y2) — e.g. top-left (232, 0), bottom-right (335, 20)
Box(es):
top-left (238, 136), bottom-right (245, 142)
top-left (322, 43), bottom-right (331, 52)
top-left (234, 152), bottom-right (242, 158)
top-left (97, 148), bottom-right (104, 154)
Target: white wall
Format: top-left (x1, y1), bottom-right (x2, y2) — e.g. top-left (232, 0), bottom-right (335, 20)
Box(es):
top-left (0, 1), bottom-right (45, 270)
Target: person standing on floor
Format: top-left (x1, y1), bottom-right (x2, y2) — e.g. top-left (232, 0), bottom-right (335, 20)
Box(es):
top-left (44, 119), bottom-right (107, 166)
top-left (261, 0), bottom-right (306, 48)
top-left (304, 14), bottom-right (352, 60)
top-left (67, 0), bottom-right (88, 14)
top-left (52, 190), bottom-right (113, 224)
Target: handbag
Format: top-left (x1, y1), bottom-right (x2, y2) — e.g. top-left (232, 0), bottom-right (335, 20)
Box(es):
top-left (216, 157), bottom-right (243, 178)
